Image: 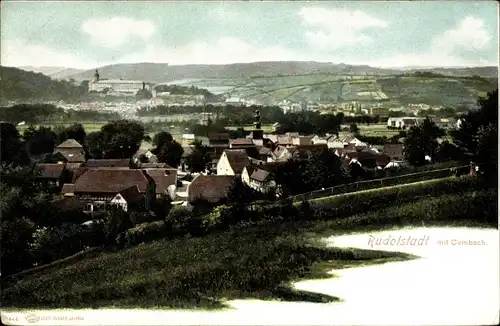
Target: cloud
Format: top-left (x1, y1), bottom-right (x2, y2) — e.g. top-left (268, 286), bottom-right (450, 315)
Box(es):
top-left (81, 17), bottom-right (155, 48)
top-left (370, 16), bottom-right (495, 68)
top-left (118, 37), bottom-right (307, 65)
top-left (431, 16), bottom-right (491, 54)
top-left (0, 40), bottom-right (96, 69)
top-left (298, 7), bottom-right (389, 51)
top-left (208, 7), bottom-right (241, 22)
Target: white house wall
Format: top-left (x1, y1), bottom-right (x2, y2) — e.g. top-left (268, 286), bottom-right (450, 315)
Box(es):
top-left (216, 153), bottom-right (235, 175)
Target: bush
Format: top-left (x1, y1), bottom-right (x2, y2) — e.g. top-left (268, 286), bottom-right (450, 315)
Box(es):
top-left (117, 221), bottom-right (168, 248)
top-left (1, 217), bottom-right (36, 275)
top-left (30, 224), bottom-right (97, 265)
top-left (201, 205), bottom-right (232, 232)
top-left (165, 206), bottom-right (192, 236)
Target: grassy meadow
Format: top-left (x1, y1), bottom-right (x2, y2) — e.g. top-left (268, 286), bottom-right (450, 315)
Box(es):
top-left (2, 176), bottom-right (495, 310)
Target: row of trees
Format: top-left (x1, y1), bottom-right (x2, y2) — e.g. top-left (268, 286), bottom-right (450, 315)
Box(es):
top-left (0, 104), bottom-right (119, 124)
top-left (402, 90), bottom-right (497, 184)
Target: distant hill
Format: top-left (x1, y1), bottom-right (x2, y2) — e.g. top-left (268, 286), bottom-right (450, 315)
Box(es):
top-left (61, 62), bottom-right (498, 83)
top-left (405, 66), bottom-right (498, 78)
top-left (19, 66), bottom-right (87, 80)
top-left (0, 66), bottom-right (87, 102)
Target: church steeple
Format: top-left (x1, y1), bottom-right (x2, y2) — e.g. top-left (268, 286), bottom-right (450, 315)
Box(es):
top-left (251, 109), bottom-right (263, 140)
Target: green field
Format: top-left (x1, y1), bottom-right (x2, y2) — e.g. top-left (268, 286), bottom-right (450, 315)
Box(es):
top-left (17, 122), bottom-right (107, 134)
top-left (179, 74), bottom-right (497, 106)
top-left (226, 124), bottom-right (274, 133)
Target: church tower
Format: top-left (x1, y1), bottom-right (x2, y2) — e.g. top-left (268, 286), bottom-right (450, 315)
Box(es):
top-left (93, 69), bottom-right (100, 82)
top-left (251, 109), bottom-right (263, 140)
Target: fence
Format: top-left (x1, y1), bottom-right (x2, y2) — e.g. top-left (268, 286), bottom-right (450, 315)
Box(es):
top-left (287, 165), bottom-right (469, 203)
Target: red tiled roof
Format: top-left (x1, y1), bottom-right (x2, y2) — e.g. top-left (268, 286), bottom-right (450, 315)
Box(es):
top-left (383, 144), bottom-right (404, 159)
top-left (35, 163), bottom-right (66, 179)
top-left (223, 149), bottom-right (250, 174)
top-left (139, 162), bottom-right (174, 169)
top-left (51, 197), bottom-right (85, 212)
top-left (54, 148), bottom-right (86, 163)
top-left (188, 175), bottom-right (236, 203)
top-left (73, 169), bottom-right (150, 194)
top-left (277, 135), bottom-right (293, 145)
top-left (208, 133), bottom-right (230, 141)
top-left (250, 169), bottom-right (271, 182)
top-left (56, 139), bottom-right (83, 149)
top-left (83, 159), bottom-right (131, 168)
top-left (143, 168), bottom-right (178, 195)
top-left (230, 138), bottom-right (254, 146)
top-left (115, 185), bottom-right (143, 203)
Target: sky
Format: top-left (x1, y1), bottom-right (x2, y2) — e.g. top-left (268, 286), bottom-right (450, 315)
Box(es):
top-left (1, 1), bottom-right (498, 69)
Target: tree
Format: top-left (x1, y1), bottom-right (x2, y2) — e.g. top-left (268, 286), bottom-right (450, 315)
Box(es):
top-left (185, 139), bottom-right (212, 173)
top-left (403, 118), bottom-right (445, 166)
top-left (23, 125), bottom-right (58, 157)
top-left (435, 141), bottom-right (463, 163)
top-left (85, 131), bottom-right (106, 159)
top-left (451, 89), bottom-right (498, 184)
top-left (156, 140), bottom-right (184, 168)
top-left (350, 123), bottom-right (360, 134)
top-left (153, 131), bottom-right (174, 148)
top-left (55, 123), bottom-right (86, 145)
top-left (475, 123), bottom-right (497, 185)
top-left (86, 120), bottom-right (147, 159)
top-left (1, 217), bottom-right (36, 275)
top-left (102, 206), bottom-right (134, 246)
top-left (0, 122), bottom-right (29, 166)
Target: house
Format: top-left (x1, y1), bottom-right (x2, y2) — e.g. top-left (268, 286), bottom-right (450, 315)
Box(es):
top-left (141, 168), bottom-right (178, 200)
top-left (61, 183), bottom-right (75, 196)
top-left (272, 145), bottom-right (292, 161)
top-left (255, 146), bottom-right (273, 162)
top-left (53, 139), bottom-right (86, 163)
top-left (346, 152), bottom-right (391, 170)
top-left (311, 135), bottom-right (328, 145)
top-left (229, 138), bottom-right (255, 148)
top-left (387, 117), bottom-right (424, 129)
top-left (208, 133), bottom-right (230, 147)
top-left (264, 134), bottom-right (279, 144)
top-left (138, 162), bottom-right (174, 169)
top-left (430, 118), bottom-right (457, 128)
top-left (52, 196), bottom-right (86, 211)
top-left (217, 149), bottom-right (250, 175)
top-left (72, 168), bottom-right (155, 211)
top-left (273, 144), bottom-right (328, 162)
top-left (292, 135), bottom-right (314, 146)
top-left (276, 135), bottom-right (294, 146)
top-left (187, 175), bottom-right (236, 204)
top-left (110, 186), bottom-right (144, 212)
top-left (241, 162), bottom-right (281, 194)
top-left (35, 163), bottom-right (71, 189)
top-left (327, 135), bottom-right (367, 149)
top-left (383, 144), bottom-right (404, 161)
top-left (82, 159), bottom-right (131, 168)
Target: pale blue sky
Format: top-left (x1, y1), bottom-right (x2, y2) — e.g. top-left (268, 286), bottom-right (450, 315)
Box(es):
top-left (1, 1), bottom-right (498, 68)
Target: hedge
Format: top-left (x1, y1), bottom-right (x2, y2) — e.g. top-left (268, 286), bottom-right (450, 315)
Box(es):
top-left (289, 165), bottom-right (469, 202)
